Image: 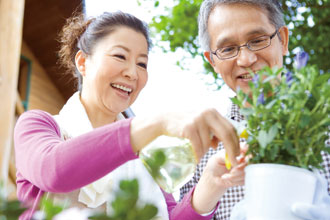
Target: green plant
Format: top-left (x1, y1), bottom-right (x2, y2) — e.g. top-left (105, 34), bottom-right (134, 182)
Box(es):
top-left (0, 183), bottom-right (26, 220)
top-left (232, 52), bottom-right (330, 169)
top-left (89, 179), bottom-right (158, 220)
top-left (39, 196), bottom-right (66, 220)
top-left (141, 149), bottom-right (167, 179)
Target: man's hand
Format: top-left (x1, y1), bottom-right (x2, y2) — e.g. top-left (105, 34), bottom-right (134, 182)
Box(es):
top-left (192, 144), bottom-right (248, 214)
top-left (291, 170), bottom-right (330, 220)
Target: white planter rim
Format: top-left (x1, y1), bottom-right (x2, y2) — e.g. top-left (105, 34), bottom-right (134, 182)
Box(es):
top-left (245, 163), bottom-right (314, 176)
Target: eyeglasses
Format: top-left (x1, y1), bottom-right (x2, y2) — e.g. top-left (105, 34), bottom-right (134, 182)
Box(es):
top-left (211, 30), bottom-right (278, 60)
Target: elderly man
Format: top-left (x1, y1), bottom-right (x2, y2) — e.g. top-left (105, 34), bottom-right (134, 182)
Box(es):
top-left (180, 0), bottom-right (330, 219)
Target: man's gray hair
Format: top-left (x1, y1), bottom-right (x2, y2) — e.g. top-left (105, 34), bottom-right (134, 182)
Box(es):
top-left (198, 0), bottom-right (285, 51)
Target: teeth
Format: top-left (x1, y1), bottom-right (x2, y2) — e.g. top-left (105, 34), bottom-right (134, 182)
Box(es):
top-left (112, 84), bottom-right (132, 93)
top-left (240, 74), bottom-right (252, 79)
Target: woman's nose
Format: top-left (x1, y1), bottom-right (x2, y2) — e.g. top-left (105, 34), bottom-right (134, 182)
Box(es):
top-left (123, 64), bottom-right (138, 80)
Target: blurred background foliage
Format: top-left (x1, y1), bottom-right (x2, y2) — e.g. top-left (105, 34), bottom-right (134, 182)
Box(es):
top-left (138, 0), bottom-right (330, 88)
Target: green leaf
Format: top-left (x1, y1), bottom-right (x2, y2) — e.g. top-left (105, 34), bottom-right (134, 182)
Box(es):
top-left (142, 149), bottom-right (166, 178)
top-left (240, 108), bottom-right (254, 117)
top-left (268, 125), bottom-right (278, 143)
top-left (257, 130), bottom-right (269, 149)
top-left (40, 197), bottom-right (65, 220)
top-left (284, 139), bottom-right (296, 156)
top-left (299, 114), bottom-right (311, 128)
top-left (89, 179), bottom-right (158, 220)
top-left (231, 97), bottom-right (242, 107)
top-left (265, 99), bottom-right (277, 109)
top-left (324, 147), bottom-right (330, 154)
top-left (270, 144), bottom-right (279, 161)
top-left (137, 204), bottom-right (158, 219)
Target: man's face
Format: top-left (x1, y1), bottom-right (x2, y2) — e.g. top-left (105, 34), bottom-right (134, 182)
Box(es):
top-left (204, 3), bottom-right (289, 94)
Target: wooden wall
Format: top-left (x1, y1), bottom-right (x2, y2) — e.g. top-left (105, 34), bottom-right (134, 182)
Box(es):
top-left (5, 42), bottom-right (67, 198)
top-left (1, 0), bottom-right (78, 199)
top-left (20, 41), bottom-right (66, 114)
top-left (0, 0), bottom-right (25, 193)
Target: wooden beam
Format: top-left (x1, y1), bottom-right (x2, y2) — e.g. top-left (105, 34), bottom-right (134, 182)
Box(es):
top-left (16, 92), bottom-right (25, 116)
top-left (0, 0), bottom-right (25, 191)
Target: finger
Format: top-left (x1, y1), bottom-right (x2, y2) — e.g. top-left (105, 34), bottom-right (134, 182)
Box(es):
top-left (196, 118), bottom-right (212, 155)
top-left (203, 111), bottom-right (240, 166)
top-left (230, 166), bottom-right (246, 178)
top-left (214, 117), bottom-right (240, 166)
top-left (240, 143), bottom-right (249, 154)
top-left (220, 118), bottom-right (240, 162)
top-left (184, 126), bottom-right (203, 162)
top-left (222, 173), bottom-right (245, 187)
top-left (237, 161), bottom-right (248, 169)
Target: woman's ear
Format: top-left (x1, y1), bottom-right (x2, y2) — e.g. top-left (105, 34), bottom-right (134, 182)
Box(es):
top-left (279, 26), bottom-right (289, 56)
top-left (75, 50), bottom-right (87, 76)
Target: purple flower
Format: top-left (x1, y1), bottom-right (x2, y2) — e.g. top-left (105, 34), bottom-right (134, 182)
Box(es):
top-left (252, 74), bottom-right (259, 87)
top-left (294, 51), bottom-right (309, 69)
top-left (257, 93), bottom-right (265, 105)
top-left (285, 71), bottom-right (293, 86)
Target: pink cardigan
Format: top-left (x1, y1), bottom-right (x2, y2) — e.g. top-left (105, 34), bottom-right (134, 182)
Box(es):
top-left (14, 110), bottom-right (216, 220)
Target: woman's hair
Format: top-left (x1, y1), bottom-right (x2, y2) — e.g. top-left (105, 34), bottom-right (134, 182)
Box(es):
top-left (58, 11), bottom-right (151, 90)
top-left (198, 0), bottom-right (285, 51)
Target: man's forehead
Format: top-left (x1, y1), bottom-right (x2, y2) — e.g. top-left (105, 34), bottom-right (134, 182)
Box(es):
top-left (208, 2), bottom-right (270, 27)
top-left (208, 3), bottom-right (274, 47)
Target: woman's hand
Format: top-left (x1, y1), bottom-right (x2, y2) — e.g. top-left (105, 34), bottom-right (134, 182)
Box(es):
top-left (161, 108), bottom-right (240, 164)
top-left (130, 108), bottom-right (240, 164)
top-left (192, 143), bottom-right (248, 214)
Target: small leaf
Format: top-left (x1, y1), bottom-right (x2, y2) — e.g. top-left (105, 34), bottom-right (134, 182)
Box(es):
top-left (284, 139), bottom-right (296, 156)
top-left (231, 97), bottom-right (242, 107)
top-left (240, 108), bottom-right (254, 116)
top-left (268, 125), bottom-right (278, 142)
top-left (299, 114), bottom-right (311, 128)
top-left (40, 197), bottom-right (65, 220)
top-left (138, 204), bottom-right (158, 219)
top-left (265, 99), bottom-right (277, 109)
top-left (154, 150), bottom-right (166, 166)
top-left (257, 130), bottom-right (268, 148)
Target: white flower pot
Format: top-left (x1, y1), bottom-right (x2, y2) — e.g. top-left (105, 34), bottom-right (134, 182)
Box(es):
top-left (244, 164), bottom-right (317, 220)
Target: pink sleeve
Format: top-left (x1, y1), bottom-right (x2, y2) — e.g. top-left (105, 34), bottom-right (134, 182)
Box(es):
top-left (162, 187), bottom-right (218, 220)
top-left (14, 110), bottom-right (137, 193)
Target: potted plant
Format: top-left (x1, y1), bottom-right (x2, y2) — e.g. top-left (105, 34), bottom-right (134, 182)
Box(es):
top-left (231, 52), bottom-right (330, 220)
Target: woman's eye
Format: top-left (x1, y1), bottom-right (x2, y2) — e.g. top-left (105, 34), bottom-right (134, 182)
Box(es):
top-left (138, 63), bottom-right (147, 69)
top-left (114, 54), bottom-right (125, 60)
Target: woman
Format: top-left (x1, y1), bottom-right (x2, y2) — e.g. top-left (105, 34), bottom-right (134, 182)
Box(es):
top-left (14, 11), bottom-right (246, 220)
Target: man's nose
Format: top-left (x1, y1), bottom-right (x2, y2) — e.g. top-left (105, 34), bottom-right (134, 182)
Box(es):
top-left (236, 47), bottom-right (257, 67)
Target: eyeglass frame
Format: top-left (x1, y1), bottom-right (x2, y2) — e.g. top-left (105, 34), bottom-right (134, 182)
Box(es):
top-left (211, 29), bottom-right (279, 60)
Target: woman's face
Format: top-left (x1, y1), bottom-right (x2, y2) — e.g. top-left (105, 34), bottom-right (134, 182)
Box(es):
top-left (78, 26), bottom-right (148, 115)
